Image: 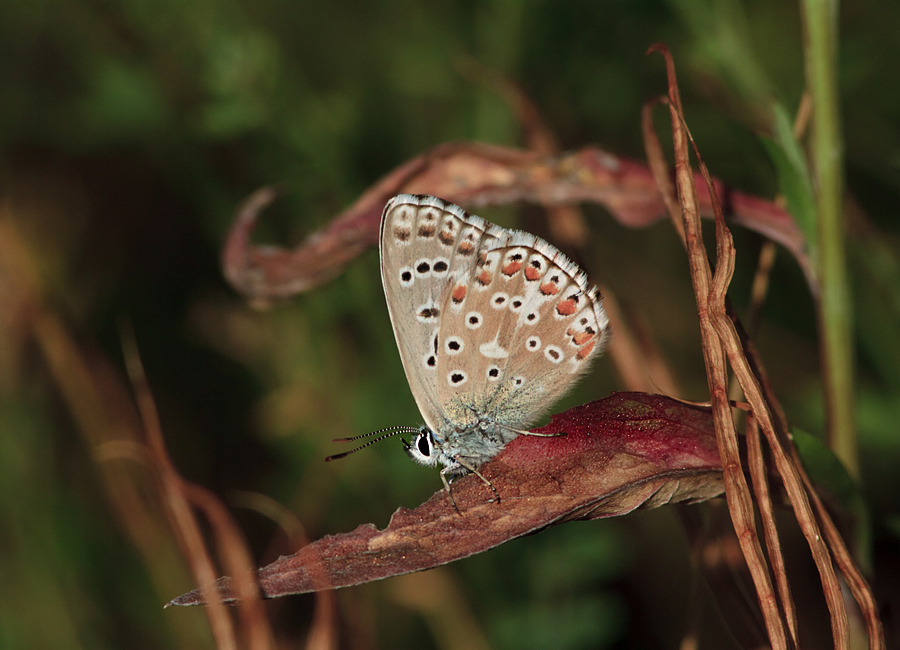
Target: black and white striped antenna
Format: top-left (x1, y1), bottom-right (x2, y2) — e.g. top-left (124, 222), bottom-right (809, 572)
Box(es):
top-left (325, 426), bottom-right (422, 461)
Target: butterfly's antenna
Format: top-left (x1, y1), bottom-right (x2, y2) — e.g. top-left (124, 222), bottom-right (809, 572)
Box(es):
top-left (331, 425), bottom-right (421, 443)
top-left (326, 426), bottom-right (421, 462)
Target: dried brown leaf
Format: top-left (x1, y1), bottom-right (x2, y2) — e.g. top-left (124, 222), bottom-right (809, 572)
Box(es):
top-left (168, 392), bottom-right (724, 606)
top-left (222, 142), bottom-right (808, 305)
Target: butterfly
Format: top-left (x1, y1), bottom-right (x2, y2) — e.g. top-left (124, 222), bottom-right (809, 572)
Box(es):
top-left (333, 194), bottom-right (610, 497)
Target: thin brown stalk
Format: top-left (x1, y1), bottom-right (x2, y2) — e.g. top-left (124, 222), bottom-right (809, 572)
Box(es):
top-left (183, 483), bottom-right (274, 650)
top-left (745, 415), bottom-right (799, 644)
top-left (739, 312), bottom-right (885, 649)
top-left (229, 491), bottom-right (339, 650)
top-left (698, 155), bottom-right (849, 648)
top-left (121, 329), bottom-right (240, 650)
top-left (641, 99), bottom-right (686, 247)
top-left (789, 446), bottom-right (885, 650)
top-left (659, 39), bottom-right (883, 646)
top-left (123, 328), bottom-right (276, 649)
top-left (647, 42), bottom-right (789, 649)
top-left (746, 241), bottom-right (777, 338)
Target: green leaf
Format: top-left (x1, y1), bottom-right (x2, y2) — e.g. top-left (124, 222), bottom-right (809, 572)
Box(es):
top-left (792, 428), bottom-right (858, 509)
top-left (759, 103), bottom-right (818, 259)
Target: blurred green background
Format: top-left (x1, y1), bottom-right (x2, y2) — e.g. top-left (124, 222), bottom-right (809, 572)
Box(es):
top-left (2, 0), bottom-right (899, 648)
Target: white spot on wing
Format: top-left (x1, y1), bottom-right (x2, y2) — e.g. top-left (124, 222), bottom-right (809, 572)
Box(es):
top-left (479, 340), bottom-right (509, 359)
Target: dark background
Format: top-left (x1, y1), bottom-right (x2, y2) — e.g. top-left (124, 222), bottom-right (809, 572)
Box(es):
top-left (1, 1), bottom-right (898, 648)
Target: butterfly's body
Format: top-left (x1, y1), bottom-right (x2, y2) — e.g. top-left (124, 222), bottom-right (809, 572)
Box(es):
top-left (379, 194), bottom-right (610, 490)
top-left (404, 416), bottom-right (520, 478)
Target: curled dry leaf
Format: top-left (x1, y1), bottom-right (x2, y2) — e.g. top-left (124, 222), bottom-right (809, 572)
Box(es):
top-left (223, 142), bottom-right (808, 306)
top-left (168, 392), bottom-right (723, 606)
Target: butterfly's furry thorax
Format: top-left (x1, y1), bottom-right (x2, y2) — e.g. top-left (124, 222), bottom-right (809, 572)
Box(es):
top-left (404, 411), bottom-right (523, 467)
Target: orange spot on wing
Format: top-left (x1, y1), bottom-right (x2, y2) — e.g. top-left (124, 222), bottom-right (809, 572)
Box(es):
top-left (502, 260), bottom-right (523, 276)
top-left (577, 340), bottom-right (595, 359)
top-left (524, 267), bottom-right (542, 281)
top-left (573, 331), bottom-right (594, 345)
top-left (477, 269), bottom-right (492, 285)
top-left (452, 285), bottom-right (467, 303)
top-left (540, 282), bottom-right (559, 295)
top-left (556, 299), bottom-right (577, 316)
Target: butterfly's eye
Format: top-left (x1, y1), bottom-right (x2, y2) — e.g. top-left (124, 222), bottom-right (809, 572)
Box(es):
top-left (417, 433), bottom-right (432, 457)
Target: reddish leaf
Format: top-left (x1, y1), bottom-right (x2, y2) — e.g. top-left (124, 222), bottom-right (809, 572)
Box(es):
top-left (222, 142), bottom-right (808, 305)
top-left (168, 392), bottom-right (723, 606)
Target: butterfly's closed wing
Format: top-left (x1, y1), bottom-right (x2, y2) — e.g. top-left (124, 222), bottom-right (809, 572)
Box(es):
top-left (380, 194), bottom-right (610, 472)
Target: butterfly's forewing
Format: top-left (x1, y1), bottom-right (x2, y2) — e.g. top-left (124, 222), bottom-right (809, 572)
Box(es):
top-left (380, 195), bottom-right (482, 435)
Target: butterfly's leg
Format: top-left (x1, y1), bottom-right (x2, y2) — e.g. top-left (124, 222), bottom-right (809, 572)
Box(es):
top-left (439, 468), bottom-right (461, 513)
top-left (453, 457), bottom-right (500, 503)
top-left (518, 430), bottom-right (567, 438)
top-left (505, 425), bottom-right (567, 439)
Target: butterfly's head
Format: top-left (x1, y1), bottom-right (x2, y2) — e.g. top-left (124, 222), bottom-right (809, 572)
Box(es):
top-left (404, 427), bottom-right (446, 468)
